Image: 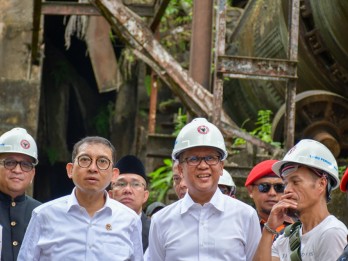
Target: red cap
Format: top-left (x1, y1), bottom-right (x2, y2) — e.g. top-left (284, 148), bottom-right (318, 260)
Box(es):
top-left (245, 160), bottom-right (279, 186)
top-left (340, 168), bottom-right (348, 192)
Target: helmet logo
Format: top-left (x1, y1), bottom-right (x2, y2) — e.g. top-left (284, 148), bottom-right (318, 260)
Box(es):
top-left (197, 125), bottom-right (209, 134)
top-left (20, 140), bottom-right (30, 150)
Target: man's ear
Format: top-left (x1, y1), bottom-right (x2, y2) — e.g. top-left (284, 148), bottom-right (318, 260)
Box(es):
top-left (246, 185), bottom-right (254, 197)
top-left (111, 167), bottom-right (120, 183)
top-left (66, 163), bottom-right (73, 179)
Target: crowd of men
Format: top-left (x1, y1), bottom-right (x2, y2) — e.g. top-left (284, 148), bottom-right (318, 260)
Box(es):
top-left (1, 118), bottom-right (348, 260)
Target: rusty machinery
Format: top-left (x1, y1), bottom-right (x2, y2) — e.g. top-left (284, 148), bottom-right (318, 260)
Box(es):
top-left (223, 0), bottom-right (348, 157)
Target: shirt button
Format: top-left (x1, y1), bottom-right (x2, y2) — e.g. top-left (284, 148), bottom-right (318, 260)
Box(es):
top-left (11, 221), bottom-right (16, 226)
top-left (13, 241), bottom-right (18, 246)
top-left (11, 202), bottom-right (16, 207)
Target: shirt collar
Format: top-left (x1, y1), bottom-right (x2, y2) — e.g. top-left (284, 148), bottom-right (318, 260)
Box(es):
top-left (67, 187), bottom-right (112, 214)
top-left (180, 188), bottom-right (225, 214)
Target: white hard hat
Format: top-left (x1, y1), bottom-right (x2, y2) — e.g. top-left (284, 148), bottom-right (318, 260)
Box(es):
top-left (219, 169), bottom-right (236, 187)
top-left (172, 118), bottom-right (227, 160)
top-left (272, 139), bottom-right (339, 190)
top-left (0, 127), bottom-right (38, 165)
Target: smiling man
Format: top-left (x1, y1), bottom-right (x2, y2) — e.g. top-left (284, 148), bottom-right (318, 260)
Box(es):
top-left (18, 136), bottom-right (143, 261)
top-left (147, 118), bottom-right (261, 261)
top-left (108, 155), bottom-right (151, 252)
top-left (0, 127), bottom-right (41, 261)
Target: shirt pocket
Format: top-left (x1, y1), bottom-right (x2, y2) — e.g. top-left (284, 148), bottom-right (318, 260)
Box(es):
top-left (102, 243), bottom-right (132, 260)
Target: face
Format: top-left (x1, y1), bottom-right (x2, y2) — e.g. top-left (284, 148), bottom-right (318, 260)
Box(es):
top-left (109, 174), bottom-right (149, 214)
top-left (0, 153), bottom-right (36, 198)
top-left (283, 166), bottom-right (327, 215)
top-left (247, 177), bottom-right (285, 221)
top-left (173, 162), bottom-right (187, 199)
top-left (178, 147), bottom-right (223, 204)
top-left (66, 143), bottom-right (118, 198)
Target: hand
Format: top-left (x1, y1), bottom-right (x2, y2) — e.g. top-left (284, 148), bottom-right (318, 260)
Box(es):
top-left (267, 193), bottom-right (298, 229)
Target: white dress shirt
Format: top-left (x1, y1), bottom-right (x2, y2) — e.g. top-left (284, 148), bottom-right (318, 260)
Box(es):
top-left (18, 188), bottom-right (144, 261)
top-left (148, 189), bottom-right (261, 261)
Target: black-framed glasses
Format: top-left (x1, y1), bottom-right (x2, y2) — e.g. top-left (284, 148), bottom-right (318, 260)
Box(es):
top-left (181, 155), bottom-right (221, 166)
top-left (254, 183), bottom-right (285, 193)
top-left (0, 159), bottom-right (35, 172)
top-left (112, 181), bottom-right (146, 190)
top-left (76, 155), bottom-right (111, 170)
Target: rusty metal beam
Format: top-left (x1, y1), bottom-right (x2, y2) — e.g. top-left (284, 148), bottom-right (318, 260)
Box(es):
top-left (41, 1), bottom-right (154, 17)
top-left (92, 0), bottom-right (280, 155)
top-left (189, 0), bottom-right (214, 90)
top-left (150, 0), bottom-right (170, 32)
top-left (284, 0), bottom-right (300, 151)
top-left (217, 56), bottom-right (298, 81)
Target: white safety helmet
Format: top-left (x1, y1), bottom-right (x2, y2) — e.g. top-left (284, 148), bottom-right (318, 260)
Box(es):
top-left (219, 169), bottom-right (236, 187)
top-left (272, 139), bottom-right (339, 190)
top-left (172, 118), bottom-right (228, 160)
top-left (0, 127), bottom-right (38, 165)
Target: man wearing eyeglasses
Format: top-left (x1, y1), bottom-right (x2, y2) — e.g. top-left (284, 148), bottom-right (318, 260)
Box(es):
top-left (172, 160), bottom-right (188, 199)
top-left (253, 139), bottom-right (347, 261)
top-left (0, 127), bottom-right (41, 261)
top-left (18, 136), bottom-right (144, 261)
top-left (147, 118), bottom-right (261, 261)
top-left (245, 159), bottom-right (293, 238)
top-left (108, 155), bottom-right (151, 253)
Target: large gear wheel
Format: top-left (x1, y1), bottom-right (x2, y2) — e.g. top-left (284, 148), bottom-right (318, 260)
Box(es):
top-left (272, 90), bottom-right (348, 157)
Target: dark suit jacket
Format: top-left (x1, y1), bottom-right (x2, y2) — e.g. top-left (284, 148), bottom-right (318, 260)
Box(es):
top-left (0, 191), bottom-right (41, 261)
top-left (141, 212), bottom-right (151, 252)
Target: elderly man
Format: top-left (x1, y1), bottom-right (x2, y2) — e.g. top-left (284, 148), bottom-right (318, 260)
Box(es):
top-left (148, 118), bottom-right (261, 260)
top-left (253, 139), bottom-right (347, 261)
top-left (18, 136), bottom-right (143, 261)
top-left (172, 160), bottom-right (187, 199)
top-left (0, 127), bottom-right (41, 261)
top-left (245, 159), bottom-right (293, 236)
top-left (108, 155), bottom-right (151, 252)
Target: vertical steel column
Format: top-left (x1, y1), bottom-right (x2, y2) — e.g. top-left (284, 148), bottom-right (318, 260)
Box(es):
top-left (212, 0), bottom-right (226, 125)
top-left (189, 0), bottom-right (214, 90)
top-left (284, 0), bottom-right (300, 151)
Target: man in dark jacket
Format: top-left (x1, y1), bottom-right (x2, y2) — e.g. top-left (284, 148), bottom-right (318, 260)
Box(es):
top-left (108, 155), bottom-right (151, 252)
top-left (0, 127), bottom-right (41, 261)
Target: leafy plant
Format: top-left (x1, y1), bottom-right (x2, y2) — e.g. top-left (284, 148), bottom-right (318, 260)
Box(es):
top-left (233, 109), bottom-right (281, 148)
top-left (148, 159), bottom-right (173, 203)
top-left (173, 108), bottom-right (187, 136)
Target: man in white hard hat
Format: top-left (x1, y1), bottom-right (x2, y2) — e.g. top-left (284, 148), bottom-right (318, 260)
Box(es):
top-left (218, 169), bottom-right (237, 198)
top-left (253, 139), bottom-right (347, 261)
top-left (0, 127), bottom-right (41, 261)
top-left (148, 118), bottom-right (261, 260)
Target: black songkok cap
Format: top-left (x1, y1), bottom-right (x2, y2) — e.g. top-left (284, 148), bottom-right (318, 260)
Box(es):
top-left (115, 155), bottom-right (148, 184)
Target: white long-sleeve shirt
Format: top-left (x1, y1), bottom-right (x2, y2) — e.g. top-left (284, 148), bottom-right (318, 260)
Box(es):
top-left (18, 188), bottom-right (144, 261)
top-left (148, 189), bottom-right (261, 261)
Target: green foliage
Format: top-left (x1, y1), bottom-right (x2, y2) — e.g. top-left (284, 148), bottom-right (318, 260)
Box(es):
top-left (46, 147), bottom-right (59, 166)
top-left (91, 101), bottom-right (115, 137)
top-left (148, 159), bottom-right (173, 203)
top-left (144, 75), bottom-right (152, 96)
top-left (149, 109), bottom-right (187, 202)
top-left (338, 165), bottom-right (347, 179)
top-left (173, 108), bottom-right (187, 136)
top-left (233, 110), bottom-right (281, 148)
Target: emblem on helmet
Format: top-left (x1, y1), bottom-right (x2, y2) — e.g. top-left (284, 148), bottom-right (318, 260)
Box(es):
top-left (197, 125), bottom-right (209, 134)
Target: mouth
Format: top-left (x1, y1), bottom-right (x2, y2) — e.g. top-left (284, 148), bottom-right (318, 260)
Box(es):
top-left (121, 197), bottom-right (133, 204)
top-left (197, 174), bottom-right (211, 180)
top-left (85, 177), bottom-right (99, 183)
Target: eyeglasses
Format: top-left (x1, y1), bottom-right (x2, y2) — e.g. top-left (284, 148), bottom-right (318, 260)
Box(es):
top-left (254, 183), bottom-right (285, 193)
top-left (76, 155), bottom-right (111, 170)
top-left (219, 185), bottom-right (236, 196)
top-left (112, 181), bottom-right (146, 190)
top-left (0, 159), bottom-right (35, 172)
top-left (181, 155), bottom-right (221, 166)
